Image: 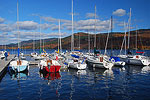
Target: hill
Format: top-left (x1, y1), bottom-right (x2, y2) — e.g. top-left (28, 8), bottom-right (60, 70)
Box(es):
top-left (1, 29), bottom-right (150, 50)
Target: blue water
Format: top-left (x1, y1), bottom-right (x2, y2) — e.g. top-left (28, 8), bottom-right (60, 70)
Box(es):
top-left (0, 49), bottom-right (150, 100)
top-left (1, 65), bottom-right (150, 100)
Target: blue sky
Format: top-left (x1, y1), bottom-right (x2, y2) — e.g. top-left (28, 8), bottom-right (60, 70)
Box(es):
top-left (0, 0), bottom-right (150, 44)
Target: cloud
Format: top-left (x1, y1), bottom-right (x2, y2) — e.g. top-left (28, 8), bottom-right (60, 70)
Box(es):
top-left (62, 19), bottom-right (110, 32)
top-left (51, 25), bottom-right (59, 30)
top-left (16, 21), bottom-right (38, 30)
top-left (41, 16), bottom-right (58, 23)
top-left (42, 16), bottom-right (71, 24)
top-left (113, 9), bottom-right (126, 16)
top-left (69, 13), bottom-right (79, 16)
top-left (46, 32), bottom-right (67, 37)
top-left (0, 17), bottom-right (5, 23)
top-left (0, 24), bottom-right (14, 32)
top-left (40, 23), bottom-right (53, 30)
top-left (86, 13), bottom-right (99, 18)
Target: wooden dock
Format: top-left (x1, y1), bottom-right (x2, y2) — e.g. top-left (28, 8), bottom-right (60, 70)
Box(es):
top-left (0, 55), bottom-right (15, 81)
top-left (29, 61), bottom-right (39, 65)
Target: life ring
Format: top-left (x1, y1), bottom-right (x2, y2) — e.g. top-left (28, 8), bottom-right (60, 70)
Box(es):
top-left (111, 58), bottom-right (115, 62)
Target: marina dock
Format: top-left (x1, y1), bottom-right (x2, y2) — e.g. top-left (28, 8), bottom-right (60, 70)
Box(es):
top-left (0, 55), bottom-right (15, 81)
top-left (29, 61), bottom-right (39, 65)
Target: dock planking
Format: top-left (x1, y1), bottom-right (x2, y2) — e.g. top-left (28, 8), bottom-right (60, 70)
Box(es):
top-left (0, 55), bottom-right (15, 81)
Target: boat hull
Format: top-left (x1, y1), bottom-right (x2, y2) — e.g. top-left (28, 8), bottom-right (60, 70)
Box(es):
top-left (87, 59), bottom-right (106, 69)
top-left (69, 63), bottom-right (87, 70)
top-left (9, 60), bottom-right (29, 72)
top-left (40, 65), bottom-right (61, 73)
top-left (119, 55), bottom-right (150, 66)
top-left (86, 56), bottom-right (114, 69)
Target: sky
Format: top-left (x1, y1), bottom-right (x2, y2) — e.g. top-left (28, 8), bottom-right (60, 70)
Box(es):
top-left (0, 0), bottom-right (150, 44)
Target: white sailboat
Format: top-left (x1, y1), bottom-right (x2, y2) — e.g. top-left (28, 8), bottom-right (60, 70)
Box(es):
top-left (65, 0), bottom-right (87, 70)
top-left (0, 51), bottom-right (6, 59)
top-left (119, 8), bottom-right (150, 66)
top-left (9, 0), bottom-right (29, 72)
top-left (109, 16), bottom-right (125, 66)
top-left (31, 31), bottom-right (38, 57)
top-left (34, 17), bottom-right (46, 60)
top-left (86, 6), bottom-right (114, 69)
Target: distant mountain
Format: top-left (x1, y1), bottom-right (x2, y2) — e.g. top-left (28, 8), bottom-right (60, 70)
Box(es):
top-left (1, 29), bottom-right (150, 50)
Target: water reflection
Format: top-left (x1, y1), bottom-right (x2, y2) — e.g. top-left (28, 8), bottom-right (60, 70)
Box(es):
top-left (88, 66), bottom-right (114, 80)
top-left (124, 65), bottom-right (144, 74)
top-left (141, 66), bottom-right (150, 74)
top-left (8, 71), bottom-right (29, 80)
top-left (39, 71), bottom-right (62, 99)
top-left (68, 68), bottom-right (87, 75)
top-left (2, 60), bottom-right (150, 100)
top-left (39, 72), bottom-right (61, 81)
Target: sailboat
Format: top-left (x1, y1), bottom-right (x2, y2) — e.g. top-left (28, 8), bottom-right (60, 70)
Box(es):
top-left (31, 31), bottom-right (38, 57)
top-left (119, 8), bottom-right (150, 66)
top-left (34, 17), bottom-right (46, 60)
top-left (86, 6), bottom-right (114, 69)
top-left (9, 0), bottom-right (29, 72)
top-left (109, 16), bottom-right (125, 66)
top-left (39, 20), bottom-right (61, 73)
top-left (0, 51), bottom-right (6, 59)
top-left (64, 0), bottom-right (87, 70)
top-left (0, 39), bottom-right (7, 59)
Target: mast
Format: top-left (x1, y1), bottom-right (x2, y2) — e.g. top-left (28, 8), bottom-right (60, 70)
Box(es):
top-left (94, 5), bottom-right (97, 48)
top-left (104, 17), bottom-right (111, 55)
top-left (33, 31), bottom-right (35, 52)
top-left (43, 33), bottom-right (44, 52)
top-left (58, 19), bottom-right (61, 53)
top-left (124, 22), bottom-right (127, 55)
top-left (32, 31), bottom-right (35, 52)
top-left (71, 0), bottom-right (74, 51)
top-left (127, 8), bottom-right (131, 50)
top-left (59, 20), bottom-right (62, 53)
top-left (17, 0), bottom-right (20, 57)
top-left (135, 26), bottom-right (138, 51)
top-left (110, 16), bottom-right (113, 56)
top-left (79, 33), bottom-right (80, 50)
top-left (39, 17), bottom-right (42, 54)
top-left (88, 31), bottom-right (90, 53)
